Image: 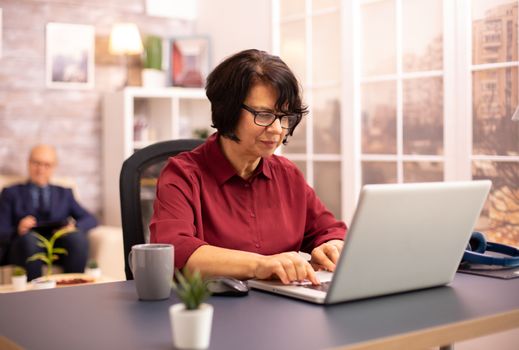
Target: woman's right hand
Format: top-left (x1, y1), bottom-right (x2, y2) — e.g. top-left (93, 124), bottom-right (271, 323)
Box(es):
top-left (17, 215), bottom-right (36, 236)
top-left (254, 252), bottom-right (320, 285)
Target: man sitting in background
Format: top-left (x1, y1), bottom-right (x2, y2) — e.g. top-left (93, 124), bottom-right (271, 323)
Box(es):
top-left (0, 145), bottom-right (97, 280)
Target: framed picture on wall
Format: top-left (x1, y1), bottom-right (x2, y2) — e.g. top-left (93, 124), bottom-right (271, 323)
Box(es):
top-left (169, 37), bottom-right (210, 88)
top-left (45, 23), bottom-right (95, 89)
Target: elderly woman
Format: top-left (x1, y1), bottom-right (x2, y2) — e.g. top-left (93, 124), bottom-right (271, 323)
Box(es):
top-left (150, 49), bottom-right (346, 285)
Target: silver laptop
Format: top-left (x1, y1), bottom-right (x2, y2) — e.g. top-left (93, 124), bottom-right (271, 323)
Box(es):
top-left (248, 180), bottom-right (492, 304)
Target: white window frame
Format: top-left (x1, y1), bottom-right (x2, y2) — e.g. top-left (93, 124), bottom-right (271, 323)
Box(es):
top-left (273, 0), bottom-right (519, 224)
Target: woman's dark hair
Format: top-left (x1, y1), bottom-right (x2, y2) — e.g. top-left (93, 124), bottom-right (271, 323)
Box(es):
top-left (205, 49), bottom-right (308, 144)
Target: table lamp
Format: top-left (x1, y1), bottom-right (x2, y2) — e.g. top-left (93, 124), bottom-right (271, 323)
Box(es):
top-left (109, 23), bottom-right (143, 86)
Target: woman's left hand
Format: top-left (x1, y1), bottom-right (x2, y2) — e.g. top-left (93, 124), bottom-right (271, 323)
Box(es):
top-left (310, 240), bottom-right (344, 272)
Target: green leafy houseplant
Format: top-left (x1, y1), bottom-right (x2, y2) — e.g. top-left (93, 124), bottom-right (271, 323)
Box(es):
top-left (142, 35), bottom-right (162, 70)
top-left (86, 260), bottom-right (98, 269)
top-left (170, 269), bottom-right (214, 349)
top-left (27, 227), bottom-right (73, 277)
top-left (13, 266), bottom-right (26, 276)
top-left (11, 265), bottom-right (28, 291)
top-left (193, 128), bottom-right (210, 140)
top-left (172, 269), bottom-right (211, 310)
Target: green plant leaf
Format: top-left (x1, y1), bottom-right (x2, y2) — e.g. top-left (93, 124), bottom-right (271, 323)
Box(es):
top-left (32, 232), bottom-right (52, 251)
top-left (52, 247), bottom-right (68, 255)
top-left (28, 228), bottom-right (72, 272)
top-left (13, 266), bottom-right (26, 276)
top-left (50, 228), bottom-right (72, 245)
top-left (143, 36), bottom-right (162, 70)
top-left (27, 253), bottom-right (51, 265)
top-left (172, 268), bottom-right (211, 310)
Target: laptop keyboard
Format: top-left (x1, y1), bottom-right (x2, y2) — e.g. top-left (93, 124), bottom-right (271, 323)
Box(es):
top-left (301, 281), bottom-right (331, 292)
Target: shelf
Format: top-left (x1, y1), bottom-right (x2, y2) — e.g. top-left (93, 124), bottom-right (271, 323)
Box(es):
top-left (102, 87), bottom-right (211, 226)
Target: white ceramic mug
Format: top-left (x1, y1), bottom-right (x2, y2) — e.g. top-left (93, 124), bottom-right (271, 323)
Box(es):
top-left (128, 243), bottom-right (174, 301)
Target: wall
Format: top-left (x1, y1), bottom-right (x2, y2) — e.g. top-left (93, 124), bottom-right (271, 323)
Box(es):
top-left (0, 0), bottom-right (272, 222)
top-left (196, 0), bottom-right (272, 66)
top-left (0, 0), bottom-right (194, 220)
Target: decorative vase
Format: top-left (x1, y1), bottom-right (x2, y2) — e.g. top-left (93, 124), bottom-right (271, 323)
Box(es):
top-left (141, 69), bottom-right (166, 88)
top-left (11, 275), bottom-right (27, 291)
top-left (169, 303), bottom-right (213, 349)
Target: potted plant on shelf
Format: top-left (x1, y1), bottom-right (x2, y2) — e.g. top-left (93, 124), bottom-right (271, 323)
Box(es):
top-left (169, 269), bottom-right (213, 349)
top-left (141, 35), bottom-right (166, 88)
top-left (11, 266), bottom-right (27, 291)
top-left (85, 260), bottom-right (102, 279)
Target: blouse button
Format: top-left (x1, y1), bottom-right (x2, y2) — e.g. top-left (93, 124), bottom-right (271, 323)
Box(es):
top-left (250, 212), bottom-right (256, 218)
top-left (255, 243), bottom-right (260, 248)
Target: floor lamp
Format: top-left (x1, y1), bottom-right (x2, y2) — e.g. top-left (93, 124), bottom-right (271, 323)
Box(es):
top-left (109, 23), bottom-right (143, 87)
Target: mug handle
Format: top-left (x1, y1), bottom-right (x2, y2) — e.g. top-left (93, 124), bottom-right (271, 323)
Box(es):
top-left (128, 250), bottom-right (134, 274)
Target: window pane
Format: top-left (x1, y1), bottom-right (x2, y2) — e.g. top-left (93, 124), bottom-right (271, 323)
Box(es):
top-left (313, 0), bottom-right (340, 11)
top-left (402, 0), bottom-right (443, 72)
top-left (403, 161), bottom-right (443, 182)
top-left (313, 87), bottom-right (341, 154)
top-left (361, 81), bottom-right (397, 154)
top-left (403, 77), bottom-right (444, 155)
top-left (280, 21), bottom-right (306, 85)
top-left (472, 0), bottom-right (517, 65)
top-left (283, 113), bottom-right (307, 154)
top-left (473, 160), bottom-right (519, 247)
top-left (314, 161), bottom-right (341, 219)
top-left (312, 12), bottom-right (341, 83)
top-left (362, 161), bottom-right (397, 185)
top-left (280, 0), bottom-right (305, 18)
top-left (472, 68), bottom-right (519, 156)
top-left (361, 0), bottom-right (396, 76)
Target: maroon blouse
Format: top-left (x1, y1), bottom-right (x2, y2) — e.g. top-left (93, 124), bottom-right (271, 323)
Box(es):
top-left (150, 133), bottom-right (347, 268)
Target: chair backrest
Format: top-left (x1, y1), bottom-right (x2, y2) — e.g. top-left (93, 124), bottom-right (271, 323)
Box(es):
top-left (119, 139), bottom-right (204, 280)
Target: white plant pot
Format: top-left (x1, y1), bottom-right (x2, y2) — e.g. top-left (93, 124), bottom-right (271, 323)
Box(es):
top-left (141, 69), bottom-right (166, 88)
top-left (11, 275), bottom-right (27, 291)
top-left (85, 267), bottom-right (102, 279)
top-left (169, 303), bottom-right (213, 349)
top-left (32, 277), bottom-right (56, 290)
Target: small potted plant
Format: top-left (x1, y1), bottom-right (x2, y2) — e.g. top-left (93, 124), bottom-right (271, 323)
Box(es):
top-left (193, 128), bottom-right (210, 140)
top-left (85, 260), bottom-right (101, 279)
top-left (169, 269), bottom-right (213, 349)
top-left (11, 266), bottom-right (27, 291)
top-left (27, 227), bottom-right (73, 287)
top-left (141, 35), bottom-right (166, 87)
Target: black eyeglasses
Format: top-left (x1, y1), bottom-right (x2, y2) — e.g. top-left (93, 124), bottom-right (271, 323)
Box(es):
top-left (241, 104), bottom-right (298, 130)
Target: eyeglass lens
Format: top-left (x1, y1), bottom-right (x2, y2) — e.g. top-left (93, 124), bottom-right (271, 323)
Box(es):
top-left (255, 113), bottom-right (296, 129)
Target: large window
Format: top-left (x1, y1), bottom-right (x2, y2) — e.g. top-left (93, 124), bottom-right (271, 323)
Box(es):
top-left (277, 0), bottom-right (343, 218)
top-left (471, 0), bottom-right (519, 247)
top-left (275, 0), bottom-right (519, 247)
top-left (360, 0), bottom-right (444, 184)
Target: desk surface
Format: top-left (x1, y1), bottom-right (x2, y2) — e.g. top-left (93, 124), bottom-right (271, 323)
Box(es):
top-left (1, 273), bottom-right (518, 350)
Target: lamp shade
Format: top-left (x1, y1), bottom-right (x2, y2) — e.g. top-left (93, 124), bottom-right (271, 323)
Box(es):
top-left (109, 23), bottom-right (143, 55)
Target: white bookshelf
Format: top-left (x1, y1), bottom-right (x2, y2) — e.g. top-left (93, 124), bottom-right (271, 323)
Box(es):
top-left (102, 87), bottom-right (211, 226)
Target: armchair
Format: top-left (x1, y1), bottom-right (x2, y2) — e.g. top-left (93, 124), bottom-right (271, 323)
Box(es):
top-left (0, 175), bottom-right (125, 283)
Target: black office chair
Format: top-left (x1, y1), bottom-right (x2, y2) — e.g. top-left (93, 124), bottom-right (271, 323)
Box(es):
top-left (119, 139), bottom-right (204, 280)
